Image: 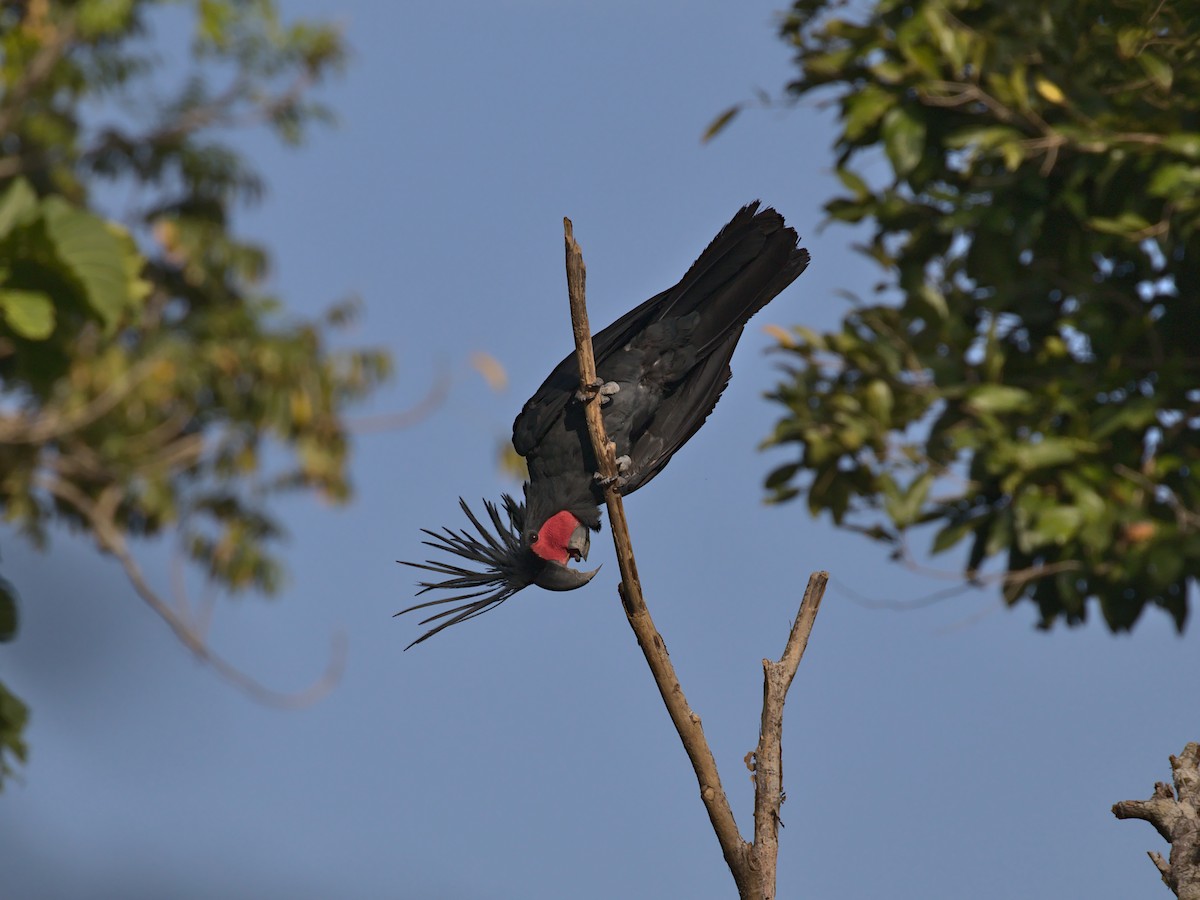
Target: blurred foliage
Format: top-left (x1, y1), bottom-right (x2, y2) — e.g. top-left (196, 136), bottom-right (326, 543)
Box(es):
top-left (754, 0), bottom-right (1200, 631)
top-left (0, 0), bottom-right (390, 787)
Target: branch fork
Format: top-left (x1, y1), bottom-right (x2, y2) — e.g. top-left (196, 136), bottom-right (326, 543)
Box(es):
top-left (1114, 743), bottom-right (1200, 900)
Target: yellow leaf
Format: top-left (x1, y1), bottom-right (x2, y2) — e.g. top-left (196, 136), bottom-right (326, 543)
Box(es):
top-left (290, 389), bottom-right (313, 426)
top-left (1124, 521), bottom-right (1156, 543)
top-left (471, 351), bottom-right (507, 392)
top-left (497, 442), bottom-right (527, 481)
top-left (1034, 77), bottom-right (1065, 105)
top-left (762, 323), bottom-right (796, 348)
top-left (152, 359), bottom-right (176, 382)
top-left (1001, 142), bottom-right (1024, 171)
top-left (702, 105), bottom-right (741, 144)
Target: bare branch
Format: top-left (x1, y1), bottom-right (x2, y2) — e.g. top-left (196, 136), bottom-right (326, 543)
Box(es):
top-left (563, 217), bottom-right (755, 892)
top-left (1114, 743), bottom-right (1200, 899)
top-left (349, 365), bottom-right (453, 434)
top-left (0, 358), bottom-right (160, 444)
top-left (0, 12), bottom-right (76, 137)
top-left (37, 472), bottom-right (343, 709)
top-left (750, 571), bottom-right (828, 895)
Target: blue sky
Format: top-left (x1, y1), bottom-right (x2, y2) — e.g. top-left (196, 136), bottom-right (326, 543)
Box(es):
top-left (3, 2), bottom-right (1197, 898)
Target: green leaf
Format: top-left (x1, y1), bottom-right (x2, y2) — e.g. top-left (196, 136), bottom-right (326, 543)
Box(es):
top-left (1147, 163), bottom-right (1200, 198)
top-left (1116, 26), bottom-right (1146, 58)
top-left (1013, 438), bottom-right (1092, 472)
top-left (881, 107), bottom-right (925, 177)
top-left (1087, 212), bottom-right (1153, 237)
top-left (886, 471), bottom-right (933, 528)
top-left (931, 517), bottom-right (975, 554)
top-left (0, 289), bottom-right (55, 339)
top-left (844, 86), bottom-right (896, 140)
top-left (1010, 64), bottom-right (1030, 111)
top-left (0, 178), bottom-right (37, 239)
top-left (0, 578), bottom-right (16, 642)
top-left (1000, 141), bottom-right (1024, 172)
top-left (912, 285), bottom-right (948, 321)
top-left (1136, 53), bottom-right (1172, 91)
top-left (835, 166), bottom-right (871, 200)
top-left (765, 462), bottom-right (800, 492)
top-left (702, 105), bottom-right (741, 143)
top-left (864, 379), bottom-right (893, 422)
top-left (1034, 506), bottom-right (1084, 545)
top-left (40, 199), bottom-right (132, 330)
top-left (0, 678), bottom-right (29, 789)
top-left (944, 125), bottom-right (1024, 151)
top-left (1163, 134), bottom-right (1200, 158)
top-left (966, 385), bottom-right (1034, 414)
top-left (1147, 544), bottom-right (1184, 588)
top-left (1093, 398), bottom-right (1158, 439)
top-left (826, 197), bottom-right (870, 223)
top-left (77, 0), bottom-right (138, 38)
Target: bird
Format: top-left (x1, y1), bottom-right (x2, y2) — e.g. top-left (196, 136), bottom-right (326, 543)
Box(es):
top-left (398, 202), bottom-right (809, 647)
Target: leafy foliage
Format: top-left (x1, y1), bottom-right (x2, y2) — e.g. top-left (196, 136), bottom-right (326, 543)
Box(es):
top-left (0, 574), bottom-right (24, 786)
top-left (0, 0), bottom-right (390, 786)
top-left (761, 0), bottom-right (1200, 630)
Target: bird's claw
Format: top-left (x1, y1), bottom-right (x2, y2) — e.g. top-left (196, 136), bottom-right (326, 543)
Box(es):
top-left (594, 455), bottom-right (632, 488)
top-left (597, 382), bottom-right (620, 406)
top-left (575, 379), bottom-right (602, 403)
top-left (575, 380), bottom-right (621, 406)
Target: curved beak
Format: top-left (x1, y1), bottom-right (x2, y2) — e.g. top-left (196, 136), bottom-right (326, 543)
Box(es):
top-left (535, 560), bottom-right (600, 592)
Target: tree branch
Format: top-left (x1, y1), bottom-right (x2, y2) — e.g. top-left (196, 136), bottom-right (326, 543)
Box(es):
top-left (349, 364), bottom-right (453, 434)
top-left (1113, 743), bottom-right (1200, 899)
top-left (562, 217), bottom-right (827, 899)
top-left (36, 472), bottom-right (343, 709)
top-left (750, 571), bottom-right (828, 894)
top-left (0, 10), bottom-right (76, 138)
top-left (0, 358), bottom-right (159, 444)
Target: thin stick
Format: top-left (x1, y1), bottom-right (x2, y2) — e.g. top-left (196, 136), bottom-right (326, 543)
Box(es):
top-left (563, 218), bottom-right (754, 890)
top-left (751, 571), bottom-right (829, 896)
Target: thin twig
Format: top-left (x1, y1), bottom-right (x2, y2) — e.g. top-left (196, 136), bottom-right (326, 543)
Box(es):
top-left (38, 472), bottom-right (344, 708)
top-left (751, 571), bottom-right (828, 895)
top-left (349, 365), bottom-right (453, 434)
top-left (0, 12), bottom-right (76, 138)
top-left (0, 358), bottom-right (160, 444)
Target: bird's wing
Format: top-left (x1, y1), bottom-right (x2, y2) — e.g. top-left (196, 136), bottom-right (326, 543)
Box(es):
top-left (511, 288), bottom-right (667, 457)
top-left (617, 331), bottom-right (739, 494)
top-left (514, 201), bottom-right (806, 457)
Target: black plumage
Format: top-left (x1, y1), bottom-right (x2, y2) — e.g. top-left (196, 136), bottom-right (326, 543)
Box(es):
top-left (398, 202), bottom-right (809, 646)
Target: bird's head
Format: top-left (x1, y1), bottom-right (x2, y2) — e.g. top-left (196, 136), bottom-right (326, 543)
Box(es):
top-left (397, 495), bottom-right (599, 647)
top-left (524, 509), bottom-right (595, 588)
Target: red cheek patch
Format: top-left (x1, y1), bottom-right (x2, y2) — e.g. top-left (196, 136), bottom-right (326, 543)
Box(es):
top-left (530, 510), bottom-right (580, 564)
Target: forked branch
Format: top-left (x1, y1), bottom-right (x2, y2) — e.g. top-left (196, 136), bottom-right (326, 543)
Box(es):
top-left (1113, 743), bottom-right (1200, 899)
top-left (562, 217), bottom-right (827, 899)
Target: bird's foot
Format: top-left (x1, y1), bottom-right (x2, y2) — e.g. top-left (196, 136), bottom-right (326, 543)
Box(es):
top-left (594, 455), bottom-right (632, 488)
top-left (597, 382), bottom-right (620, 406)
top-left (575, 379), bottom-right (602, 402)
top-left (575, 380), bottom-right (620, 406)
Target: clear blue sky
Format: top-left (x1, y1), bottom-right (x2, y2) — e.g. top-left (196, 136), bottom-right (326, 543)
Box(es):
top-left (3, 2), bottom-right (1196, 898)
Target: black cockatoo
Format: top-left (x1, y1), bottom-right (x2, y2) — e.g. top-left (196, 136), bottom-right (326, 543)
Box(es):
top-left (399, 202), bottom-right (809, 646)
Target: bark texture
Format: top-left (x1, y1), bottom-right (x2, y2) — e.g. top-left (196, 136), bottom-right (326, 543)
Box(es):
top-left (1113, 742), bottom-right (1200, 899)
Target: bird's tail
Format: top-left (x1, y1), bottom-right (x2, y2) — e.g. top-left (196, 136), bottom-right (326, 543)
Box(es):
top-left (659, 201), bottom-right (809, 355)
